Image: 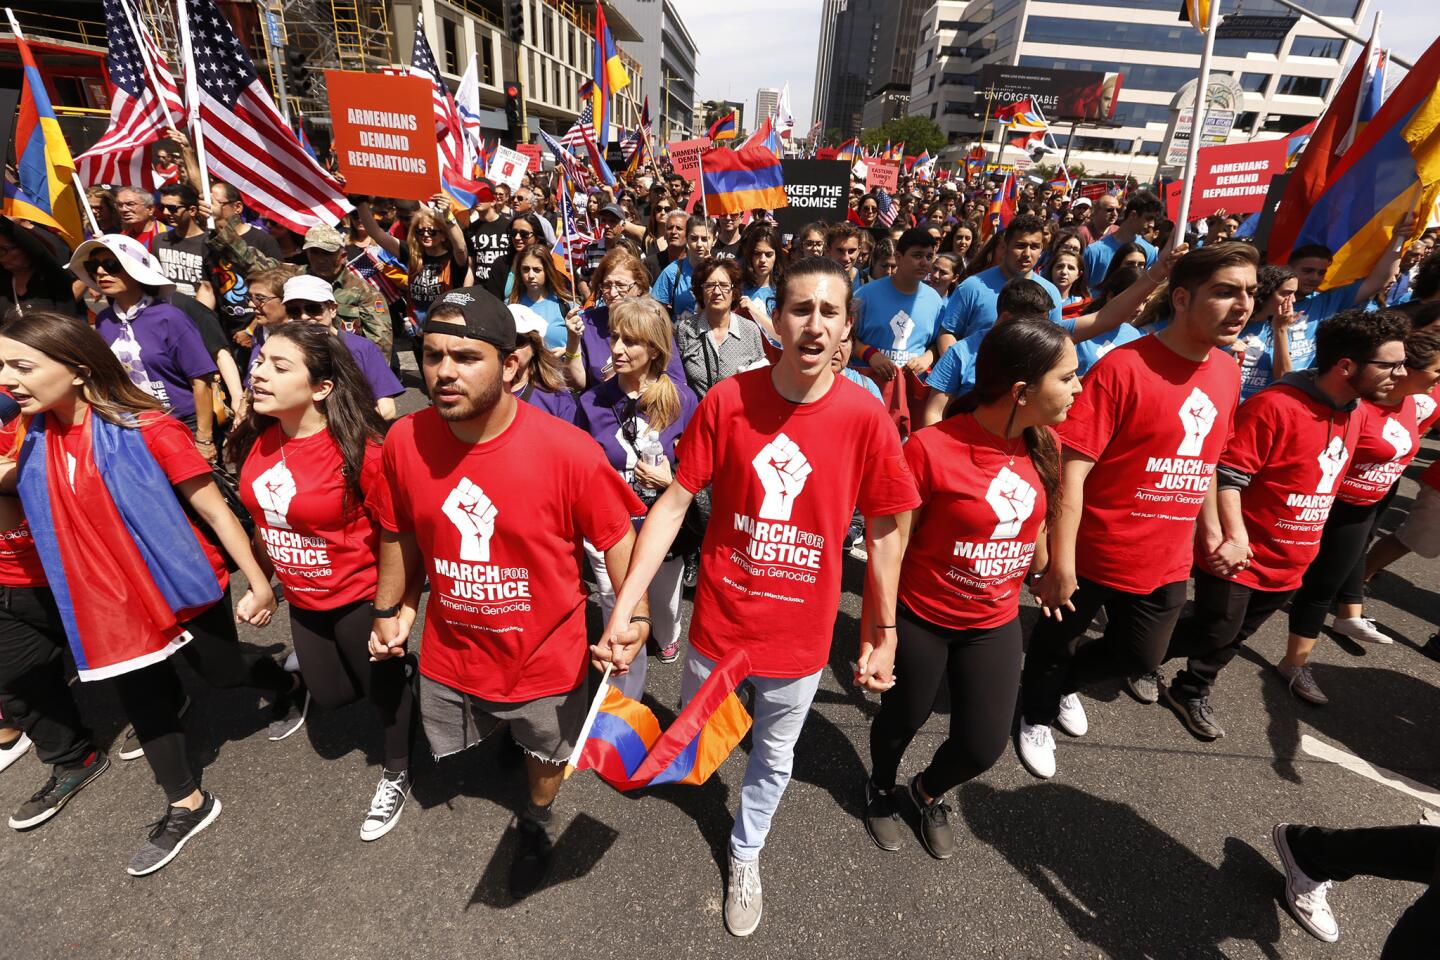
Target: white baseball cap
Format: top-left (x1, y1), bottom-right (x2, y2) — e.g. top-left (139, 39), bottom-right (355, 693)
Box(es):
top-left (508, 303), bottom-right (548, 340)
top-left (69, 234), bottom-right (175, 294)
top-left (282, 274), bottom-right (337, 304)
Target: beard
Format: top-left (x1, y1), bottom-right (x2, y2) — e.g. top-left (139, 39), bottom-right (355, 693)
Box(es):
top-left (431, 371), bottom-right (504, 422)
top-left (1348, 370), bottom-right (1395, 403)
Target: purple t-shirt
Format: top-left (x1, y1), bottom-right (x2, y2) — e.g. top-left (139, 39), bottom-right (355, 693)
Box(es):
top-left (579, 304), bottom-right (687, 387)
top-left (96, 301), bottom-right (218, 420)
top-left (247, 329), bottom-right (404, 401)
top-left (575, 376), bottom-right (697, 527)
top-left (516, 382), bottom-right (577, 422)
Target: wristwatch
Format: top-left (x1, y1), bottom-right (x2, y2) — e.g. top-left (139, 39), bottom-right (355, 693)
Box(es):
top-left (370, 602), bottom-right (402, 619)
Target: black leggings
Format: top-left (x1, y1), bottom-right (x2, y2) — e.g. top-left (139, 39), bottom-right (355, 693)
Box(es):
top-left (290, 600), bottom-right (415, 770)
top-left (1021, 577), bottom-right (1188, 726)
top-left (1166, 571), bottom-right (1294, 699)
top-left (869, 608), bottom-right (1022, 798)
top-left (1290, 823), bottom-right (1440, 959)
top-left (0, 585), bottom-right (95, 769)
top-left (175, 584), bottom-right (292, 695)
top-left (1289, 498), bottom-right (1381, 638)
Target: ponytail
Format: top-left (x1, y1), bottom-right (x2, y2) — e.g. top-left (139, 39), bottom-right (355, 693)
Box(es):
top-left (639, 373), bottom-right (681, 434)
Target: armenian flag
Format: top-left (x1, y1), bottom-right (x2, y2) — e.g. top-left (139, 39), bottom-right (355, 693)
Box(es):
top-left (701, 144), bottom-right (789, 214)
top-left (834, 138), bottom-right (861, 163)
top-left (590, 2), bottom-right (630, 150)
top-left (983, 173), bottom-right (1017, 240)
top-left (708, 110), bottom-right (739, 142)
top-left (3, 15), bottom-right (83, 246)
top-left (1282, 36), bottom-right (1440, 289)
top-left (571, 650), bottom-right (753, 790)
top-left (740, 116), bottom-right (783, 159)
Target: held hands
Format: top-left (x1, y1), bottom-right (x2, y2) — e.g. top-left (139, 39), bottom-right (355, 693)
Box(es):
top-left (368, 607), bottom-right (416, 662)
top-left (1205, 537), bottom-right (1253, 578)
top-left (234, 581), bottom-right (277, 627)
top-left (1033, 565), bottom-right (1078, 621)
top-left (856, 628), bottom-right (897, 693)
top-left (590, 618), bottom-right (649, 675)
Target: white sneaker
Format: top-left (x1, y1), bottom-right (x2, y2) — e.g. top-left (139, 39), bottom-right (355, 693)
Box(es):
top-left (1332, 617), bottom-right (1392, 645)
top-left (0, 733), bottom-right (32, 775)
top-left (1055, 693), bottom-right (1089, 737)
top-left (1272, 823), bottom-right (1340, 943)
top-left (360, 771), bottom-right (409, 842)
top-left (1016, 721), bottom-right (1057, 779)
top-left (724, 854), bottom-right (763, 937)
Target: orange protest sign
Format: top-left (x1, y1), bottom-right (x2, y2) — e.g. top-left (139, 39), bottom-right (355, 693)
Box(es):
top-left (326, 70), bottom-right (440, 201)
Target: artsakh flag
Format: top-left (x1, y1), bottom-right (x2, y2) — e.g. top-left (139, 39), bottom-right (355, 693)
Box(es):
top-left (572, 650), bottom-right (753, 790)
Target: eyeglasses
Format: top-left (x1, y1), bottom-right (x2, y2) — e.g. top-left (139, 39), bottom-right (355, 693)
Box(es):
top-left (87, 257), bottom-right (125, 277)
top-left (249, 292), bottom-right (278, 307)
top-left (656, 205), bottom-right (673, 213)
top-left (285, 300), bottom-right (331, 318)
top-left (702, 282), bottom-right (733, 292)
top-left (1362, 359), bottom-right (1407, 374)
top-left (414, 226), bottom-right (440, 237)
top-left (599, 280), bottom-right (639, 296)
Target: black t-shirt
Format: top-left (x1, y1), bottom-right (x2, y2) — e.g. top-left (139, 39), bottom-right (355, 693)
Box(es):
top-left (209, 225), bottom-right (283, 333)
top-left (154, 231), bottom-right (209, 298)
top-left (410, 253), bottom-right (455, 318)
top-left (466, 216), bottom-right (512, 287)
top-left (713, 239), bottom-right (741, 261)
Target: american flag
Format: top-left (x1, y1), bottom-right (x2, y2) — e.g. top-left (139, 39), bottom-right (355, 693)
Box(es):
top-left (408, 12), bottom-right (470, 190)
top-left (551, 176), bottom-right (594, 268)
top-left (75, 0), bottom-right (186, 189)
top-left (539, 129), bottom-right (589, 190)
top-left (875, 189), bottom-right (898, 227)
top-left (181, 0), bottom-right (350, 232)
top-left (560, 94), bottom-right (597, 148)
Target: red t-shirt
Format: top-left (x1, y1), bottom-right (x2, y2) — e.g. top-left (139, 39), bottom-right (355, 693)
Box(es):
top-left (240, 425), bottom-right (383, 611)
top-left (1337, 395), bottom-right (1433, 506)
top-left (52, 410), bottom-right (228, 594)
top-left (374, 402), bottom-right (642, 702)
top-left (1059, 335), bottom-right (1240, 593)
top-left (1216, 383), bottom-right (1360, 592)
top-left (674, 369), bottom-right (921, 678)
top-left (0, 419), bottom-right (45, 588)
top-left (899, 414), bottom-right (1049, 631)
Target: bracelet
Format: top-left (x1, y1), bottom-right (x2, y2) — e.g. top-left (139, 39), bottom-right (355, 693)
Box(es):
top-left (563, 351), bottom-right (582, 361)
top-left (873, 624), bottom-right (896, 630)
top-left (1145, 266), bottom-right (1165, 284)
top-left (860, 345), bottom-right (877, 363)
top-left (629, 616), bottom-right (652, 625)
top-left (370, 602), bottom-right (402, 619)
top-left (195, 438), bottom-right (215, 446)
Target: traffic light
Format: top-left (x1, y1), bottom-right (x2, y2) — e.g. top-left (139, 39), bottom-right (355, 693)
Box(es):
top-left (505, 82), bottom-right (523, 140)
top-left (284, 49), bottom-right (314, 98)
top-left (507, 1), bottom-right (525, 43)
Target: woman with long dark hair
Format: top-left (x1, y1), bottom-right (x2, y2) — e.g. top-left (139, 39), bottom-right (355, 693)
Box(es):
top-left (1236, 264), bottom-right (1300, 399)
top-left (507, 245), bottom-right (576, 351)
top-left (228, 322), bottom-right (417, 842)
top-left (0, 311), bottom-right (295, 876)
top-left (863, 319), bottom-right (1081, 860)
top-left (738, 222), bottom-right (783, 324)
top-left (0, 219), bottom-right (80, 319)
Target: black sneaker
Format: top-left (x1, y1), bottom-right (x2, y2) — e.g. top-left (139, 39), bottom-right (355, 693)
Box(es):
top-left (683, 553), bottom-right (700, 589)
top-left (863, 780), bottom-right (904, 852)
top-left (509, 816), bottom-right (554, 899)
top-left (1125, 670), bottom-right (1163, 705)
top-left (359, 769), bottom-right (409, 842)
top-left (126, 791), bottom-right (222, 876)
top-left (1162, 685), bottom-right (1226, 740)
top-left (267, 685), bottom-right (310, 742)
top-left (9, 752), bottom-right (110, 830)
top-left (118, 695), bottom-right (191, 761)
top-left (906, 774), bottom-right (956, 860)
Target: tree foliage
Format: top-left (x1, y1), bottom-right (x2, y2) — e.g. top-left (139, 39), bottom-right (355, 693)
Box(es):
top-left (857, 116), bottom-right (947, 156)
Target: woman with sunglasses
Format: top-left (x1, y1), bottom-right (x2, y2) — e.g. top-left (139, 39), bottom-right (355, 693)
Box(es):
top-left (0, 311), bottom-right (295, 875)
top-left (356, 195), bottom-right (470, 334)
top-left (279, 276), bottom-right (404, 421)
top-left (575, 297), bottom-right (697, 683)
top-left (508, 246), bottom-right (576, 351)
top-left (228, 321), bottom-right (417, 841)
top-left (485, 213), bottom-right (549, 300)
top-left (562, 249), bottom-right (685, 390)
top-left (69, 236), bottom-right (220, 460)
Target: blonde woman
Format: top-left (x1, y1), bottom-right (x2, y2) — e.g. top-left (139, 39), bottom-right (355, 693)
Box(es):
top-left (574, 297), bottom-right (698, 692)
top-left (355, 194), bottom-right (471, 328)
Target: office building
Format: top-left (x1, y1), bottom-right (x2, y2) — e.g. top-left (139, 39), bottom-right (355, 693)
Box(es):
top-left (756, 86), bottom-right (781, 124)
top-left (811, 0), bottom-right (844, 136)
top-left (609, 0), bottom-right (700, 139)
top-left (907, 0), bottom-right (1369, 177)
top-left (860, 0), bottom-right (928, 129)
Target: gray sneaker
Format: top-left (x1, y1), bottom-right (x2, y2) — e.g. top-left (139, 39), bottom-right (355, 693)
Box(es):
top-left (1162, 685), bottom-right (1226, 740)
top-left (862, 779), bottom-right (904, 852)
top-left (9, 753), bottom-right (110, 830)
top-left (906, 774), bottom-right (956, 860)
top-left (724, 854), bottom-right (763, 937)
top-left (126, 791), bottom-right (222, 876)
top-left (1276, 662), bottom-right (1329, 705)
top-left (1125, 670), bottom-right (1163, 705)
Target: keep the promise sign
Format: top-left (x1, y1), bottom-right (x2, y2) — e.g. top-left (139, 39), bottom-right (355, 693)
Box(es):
top-left (326, 71), bottom-right (440, 201)
top-left (775, 160), bottom-right (849, 236)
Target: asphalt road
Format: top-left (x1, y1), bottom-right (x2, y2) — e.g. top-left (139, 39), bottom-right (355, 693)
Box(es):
top-left (4, 379), bottom-right (1439, 960)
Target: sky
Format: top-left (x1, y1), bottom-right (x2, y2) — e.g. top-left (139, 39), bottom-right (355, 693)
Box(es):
top-left (670, 0), bottom-right (1437, 132)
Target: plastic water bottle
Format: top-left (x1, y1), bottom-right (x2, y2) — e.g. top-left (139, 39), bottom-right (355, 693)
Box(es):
top-left (634, 435), bottom-right (665, 506)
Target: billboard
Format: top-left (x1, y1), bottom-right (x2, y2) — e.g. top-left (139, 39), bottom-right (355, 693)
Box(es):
top-left (979, 65), bottom-right (1124, 122)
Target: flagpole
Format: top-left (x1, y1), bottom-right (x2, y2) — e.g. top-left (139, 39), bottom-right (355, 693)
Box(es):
top-left (563, 661), bottom-right (613, 779)
top-left (979, 84), bottom-right (997, 168)
top-left (559, 175), bottom-right (579, 302)
top-left (118, 0), bottom-right (175, 135)
top-left (173, 0), bottom-right (215, 229)
top-left (1173, 0), bottom-right (1221, 243)
top-left (4, 9), bottom-right (101, 238)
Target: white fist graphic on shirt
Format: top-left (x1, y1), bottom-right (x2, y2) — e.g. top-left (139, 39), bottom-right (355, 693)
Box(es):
top-left (442, 478), bottom-right (499, 562)
top-left (752, 433), bottom-right (813, 521)
top-left (888, 310), bottom-right (915, 352)
top-left (1314, 437), bottom-right (1350, 494)
top-left (986, 467), bottom-right (1037, 540)
top-left (1176, 387), bottom-right (1219, 457)
top-left (1381, 417), bottom-right (1413, 459)
top-left (252, 460), bottom-right (297, 529)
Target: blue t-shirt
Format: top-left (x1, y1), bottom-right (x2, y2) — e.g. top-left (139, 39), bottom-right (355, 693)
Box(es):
top-left (651, 258), bottom-right (697, 318)
top-left (742, 283), bottom-right (775, 315)
top-left (841, 368), bottom-right (883, 402)
top-left (519, 292), bottom-right (571, 350)
top-left (940, 266), bottom-right (1064, 339)
top-left (1074, 322), bottom-right (1144, 376)
top-left (853, 277), bottom-right (945, 363)
top-left (1293, 280), bottom-right (1361, 329)
top-left (1235, 315), bottom-right (1321, 400)
top-left (1083, 233), bottom-right (1157, 287)
top-left (926, 330), bottom-right (986, 396)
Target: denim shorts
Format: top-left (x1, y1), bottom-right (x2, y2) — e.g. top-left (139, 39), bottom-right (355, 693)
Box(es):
top-left (419, 675), bottom-right (587, 764)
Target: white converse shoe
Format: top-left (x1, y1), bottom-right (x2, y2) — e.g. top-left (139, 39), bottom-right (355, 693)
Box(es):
top-left (1332, 616), bottom-right (1392, 645)
top-left (1055, 693), bottom-right (1089, 737)
top-left (1016, 720), bottom-right (1057, 779)
top-left (1272, 823), bottom-right (1340, 943)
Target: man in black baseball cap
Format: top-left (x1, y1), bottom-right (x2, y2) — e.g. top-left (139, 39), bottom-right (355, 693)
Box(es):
top-left (370, 283), bottom-right (651, 899)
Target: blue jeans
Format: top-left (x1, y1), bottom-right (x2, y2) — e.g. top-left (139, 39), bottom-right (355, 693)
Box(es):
top-left (680, 648), bottom-right (822, 862)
